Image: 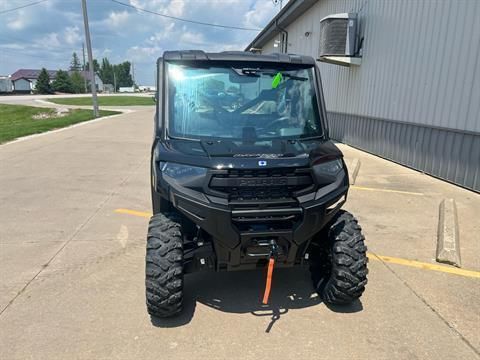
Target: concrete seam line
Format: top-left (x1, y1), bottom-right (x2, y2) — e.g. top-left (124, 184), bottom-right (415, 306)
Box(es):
top-left (436, 198), bottom-right (461, 267)
top-left (348, 158), bottom-right (361, 185)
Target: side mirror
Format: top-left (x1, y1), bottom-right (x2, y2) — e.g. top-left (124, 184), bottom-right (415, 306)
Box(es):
top-left (152, 96), bottom-right (156, 103)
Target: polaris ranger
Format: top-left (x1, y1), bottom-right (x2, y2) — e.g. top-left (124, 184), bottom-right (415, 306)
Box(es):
top-left (147, 50), bottom-right (368, 317)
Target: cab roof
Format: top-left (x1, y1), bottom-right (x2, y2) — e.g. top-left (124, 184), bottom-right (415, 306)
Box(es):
top-left (161, 50), bottom-right (315, 65)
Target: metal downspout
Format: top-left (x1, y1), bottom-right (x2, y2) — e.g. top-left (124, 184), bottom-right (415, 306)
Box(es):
top-left (275, 19), bottom-right (288, 54)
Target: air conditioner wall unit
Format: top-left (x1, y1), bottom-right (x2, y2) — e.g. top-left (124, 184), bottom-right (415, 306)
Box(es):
top-left (318, 13), bottom-right (361, 66)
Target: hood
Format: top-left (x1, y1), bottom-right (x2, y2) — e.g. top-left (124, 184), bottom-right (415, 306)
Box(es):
top-left (156, 138), bottom-right (342, 169)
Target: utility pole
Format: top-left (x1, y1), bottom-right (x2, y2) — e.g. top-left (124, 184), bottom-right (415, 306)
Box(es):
top-left (131, 61), bottom-right (135, 87)
top-left (81, 0), bottom-right (99, 117)
top-left (82, 42), bottom-right (87, 93)
top-left (113, 70), bottom-right (117, 93)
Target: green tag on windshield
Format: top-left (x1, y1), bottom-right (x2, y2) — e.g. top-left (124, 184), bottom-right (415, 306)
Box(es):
top-left (272, 72), bottom-right (283, 89)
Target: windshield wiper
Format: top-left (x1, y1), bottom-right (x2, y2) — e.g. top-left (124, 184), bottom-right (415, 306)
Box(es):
top-left (167, 132), bottom-right (202, 142)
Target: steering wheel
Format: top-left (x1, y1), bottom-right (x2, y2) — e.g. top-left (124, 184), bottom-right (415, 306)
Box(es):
top-left (263, 116), bottom-right (291, 133)
top-left (200, 94), bottom-right (229, 114)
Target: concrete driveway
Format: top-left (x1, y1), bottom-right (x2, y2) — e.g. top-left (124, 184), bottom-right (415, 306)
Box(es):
top-left (0, 104), bottom-right (479, 359)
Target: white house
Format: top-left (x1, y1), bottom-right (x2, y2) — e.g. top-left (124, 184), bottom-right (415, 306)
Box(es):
top-left (10, 69), bottom-right (104, 93)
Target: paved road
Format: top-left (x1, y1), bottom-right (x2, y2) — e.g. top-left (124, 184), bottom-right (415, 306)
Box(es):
top-left (0, 93), bottom-right (153, 111)
top-left (0, 107), bottom-right (479, 359)
top-left (0, 93), bottom-right (153, 102)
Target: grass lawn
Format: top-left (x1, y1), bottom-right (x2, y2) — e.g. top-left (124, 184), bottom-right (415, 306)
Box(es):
top-left (48, 95), bottom-right (154, 106)
top-left (0, 104), bottom-right (119, 144)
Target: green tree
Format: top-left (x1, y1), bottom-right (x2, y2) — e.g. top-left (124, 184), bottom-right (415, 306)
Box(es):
top-left (85, 59), bottom-right (100, 73)
top-left (99, 58), bottom-right (114, 85)
top-left (70, 52), bottom-right (82, 71)
top-left (70, 71), bottom-right (85, 94)
top-left (35, 68), bottom-right (52, 94)
top-left (52, 70), bottom-right (74, 93)
top-left (97, 58), bottom-right (134, 90)
top-left (113, 61), bottom-right (134, 90)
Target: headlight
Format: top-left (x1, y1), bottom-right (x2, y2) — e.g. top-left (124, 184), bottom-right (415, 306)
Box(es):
top-left (313, 159), bottom-right (343, 185)
top-left (160, 162), bottom-right (207, 188)
top-left (313, 159), bottom-right (343, 175)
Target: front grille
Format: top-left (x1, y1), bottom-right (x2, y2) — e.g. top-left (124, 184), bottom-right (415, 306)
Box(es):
top-left (209, 168), bottom-right (314, 201)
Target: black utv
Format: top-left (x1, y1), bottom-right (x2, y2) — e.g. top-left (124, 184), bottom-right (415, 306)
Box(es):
top-left (147, 50), bottom-right (368, 317)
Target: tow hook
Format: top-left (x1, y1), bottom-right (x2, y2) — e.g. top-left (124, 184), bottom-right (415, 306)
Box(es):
top-left (262, 240), bottom-right (278, 304)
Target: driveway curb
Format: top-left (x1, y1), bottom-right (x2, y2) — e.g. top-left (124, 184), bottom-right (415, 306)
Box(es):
top-left (436, 198), bottom-right (461, 267)
top-left (347, 158), bottom-right (361, 185)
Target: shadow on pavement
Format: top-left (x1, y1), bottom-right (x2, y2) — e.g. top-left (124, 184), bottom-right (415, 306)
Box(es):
top-left (149, 296), bottom-right (197, 328)
top-left (151, 267), bottom-right (363, 331)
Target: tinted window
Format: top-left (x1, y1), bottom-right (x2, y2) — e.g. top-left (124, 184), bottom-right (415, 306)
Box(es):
top-left (167, 63), bottom-right (323, 140)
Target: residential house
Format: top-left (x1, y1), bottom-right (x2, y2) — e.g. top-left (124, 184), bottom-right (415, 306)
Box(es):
top-left (10, 69), bottom-right (57, 93)
top-left (10, 69), bottom-right (104, 93)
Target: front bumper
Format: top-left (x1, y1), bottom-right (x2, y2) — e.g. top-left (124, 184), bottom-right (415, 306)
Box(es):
top-left (156, 169), bottom-right (348, 271)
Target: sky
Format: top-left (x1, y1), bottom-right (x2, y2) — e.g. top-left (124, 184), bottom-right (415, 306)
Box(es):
top-left (0, 0), bottom-right (283, 85)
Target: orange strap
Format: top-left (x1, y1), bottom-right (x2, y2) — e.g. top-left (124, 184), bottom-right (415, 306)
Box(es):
top-left (262, 257), bottom-right (275, 304)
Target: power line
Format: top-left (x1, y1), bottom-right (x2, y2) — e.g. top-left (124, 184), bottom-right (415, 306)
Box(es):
top-left (0, 0), bottom-right (48, 15)
top-left (110, 0), bottom-right (261, 32)
top-left (0, 48), bottom-right (60, 61)
top-left (0, 36), bottom-right (73, 56)
top-left (0, 34), bottom-right (31, 43)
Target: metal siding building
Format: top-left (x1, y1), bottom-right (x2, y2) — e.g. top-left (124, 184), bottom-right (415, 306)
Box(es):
top-left (247, 0), bottom-right (480, 191)
top-left (0, 76), bottom-right (13, 93)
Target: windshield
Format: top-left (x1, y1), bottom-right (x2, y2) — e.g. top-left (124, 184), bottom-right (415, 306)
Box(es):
top-left (166, 63), bottom-right (323, 141)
